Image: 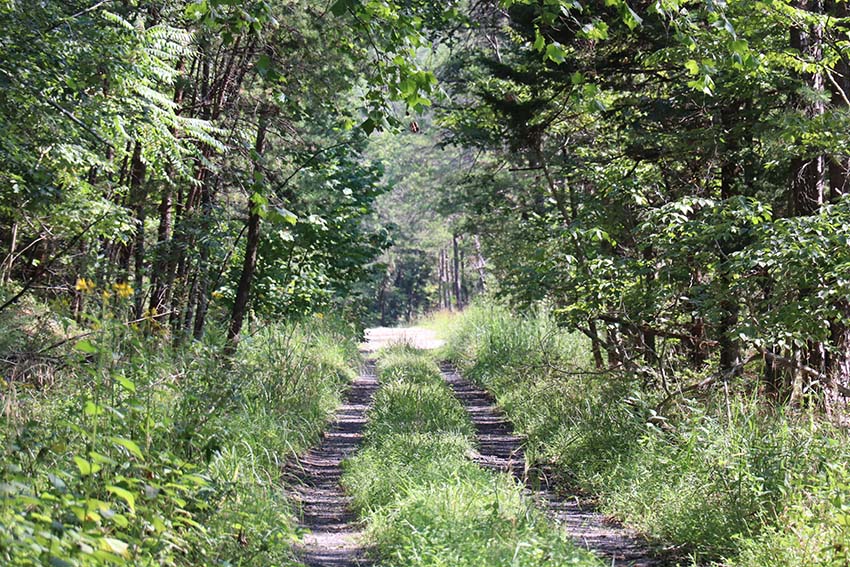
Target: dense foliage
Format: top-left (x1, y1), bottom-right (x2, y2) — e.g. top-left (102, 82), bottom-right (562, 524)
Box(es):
top-left (1, 295), bottom-right (359, 565)
top-left (5, 0), bottom-right (850, 565)
top-left (0, 0), bottom-right (452, 347)
top-left (445, 303), bottom-right (850, 565)
top-left (417, 0), bottom-right (850, 411)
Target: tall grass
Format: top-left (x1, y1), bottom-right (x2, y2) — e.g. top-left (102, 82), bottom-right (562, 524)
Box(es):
top-left (0, 299), bottom-right (359, 567)
top-left (443, 301), bottom-right (850, 565)
top-left (342, 345), bottom-right (601, 567)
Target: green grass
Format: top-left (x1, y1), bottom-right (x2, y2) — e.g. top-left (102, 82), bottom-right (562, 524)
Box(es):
top-left (0, 299), bottom-right (360, 567)
top-left (342, 346), bottom-right (601, 567)
top-left (443, 301), bottom-right (850, 566)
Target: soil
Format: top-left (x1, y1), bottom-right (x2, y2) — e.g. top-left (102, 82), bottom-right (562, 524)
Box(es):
top-left (286, 365), bottom-right (378, 566)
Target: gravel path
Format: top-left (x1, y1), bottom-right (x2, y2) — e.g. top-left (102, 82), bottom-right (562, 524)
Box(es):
top-left (287, 365), bottom-right (378, 567)
top-left (442, 364), bottom-right (667, 567)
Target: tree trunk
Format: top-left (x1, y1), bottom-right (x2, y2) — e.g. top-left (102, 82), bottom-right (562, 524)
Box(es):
top-left (437, 251), bottom-right (444, 310)
top-left (148, 60), bottom-right (184, 321)
top-left (191, 170), bottom-right (220, 339)
top-left (2, 220), bottom-right (17, 285)
top-left (129, 141), bottom-right (147, 320)
top-left (783, 0), bottom-right (828, 399)
top-left (226, 110), bottom-right (270, 351)
top-left (588, 318), bottom-right (605, 369)
top-left (148, 183), bottom-right (173, 319)
top-left (717, 105), bottom-right (743, 376)
top-left (790, 0), bottom-right (827, 217)
top-left (473, 234), bottom-right (487, 293)
top-left (452, 233), bottom-right (462, 310)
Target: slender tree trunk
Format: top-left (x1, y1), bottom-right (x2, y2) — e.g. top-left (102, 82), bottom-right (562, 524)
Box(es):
top-left (437, 251), bottom-right (444, 310)
top-left (129, 141), bottom-right (147, 320)
top-left (149, 183), bottom-right (173, 318)
top-left (2, 220), bottom-right (17, 285)
top-left (473, 234), bottom-right (487, 293)
top-left (226, 110), bottom-right (270, 351)
top-left (191, 170), bottom-right (221, 339)
top-left (588, 318), bottom-right (605, 369)
top-left (452, 233), bottom-right (462, 310)
top-left (790, 0), bottom-right (827, 218)
top-left (440, 248), bottom-right (452, 310)
top-left (716, 102), bottom-right (745, 376)
top-left (784, 0), bottom-right (828, 400)
top-left (148, 61), bottom-right (185, 320)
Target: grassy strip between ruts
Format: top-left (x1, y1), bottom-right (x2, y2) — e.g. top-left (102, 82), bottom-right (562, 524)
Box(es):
top-left (341, 345), bottom-right (601, 567)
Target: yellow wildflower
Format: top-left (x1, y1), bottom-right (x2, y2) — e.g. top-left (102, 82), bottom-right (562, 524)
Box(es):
top-left (102, 290), bottom-right (112, 300)
top-left (314, 312), bottom-right (324, 320)
top-left (112, 282), bottom-right (134, 298)
top-left (75, 278), bottom-right (96, 293)
top-left (211, 291), bottom-right (223, 300)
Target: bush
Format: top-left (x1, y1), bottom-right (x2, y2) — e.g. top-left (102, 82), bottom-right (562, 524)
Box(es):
top-left (0, 304), bottom-right (359, 566)
top-left (444, 301), bottom-right (850, 565)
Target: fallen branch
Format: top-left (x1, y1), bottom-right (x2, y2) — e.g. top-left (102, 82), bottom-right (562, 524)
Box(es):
top-left (654, 353), bottom-right (759, 414)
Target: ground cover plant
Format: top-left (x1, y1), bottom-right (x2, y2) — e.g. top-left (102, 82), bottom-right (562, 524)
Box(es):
top-left (342, 344), bottom-right (601, 567)
top-left (0, 290), bottom-right (359, 566)
top-left (443, 302), bottom-right (850, 566)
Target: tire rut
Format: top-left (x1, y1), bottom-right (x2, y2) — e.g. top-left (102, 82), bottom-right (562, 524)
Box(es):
top-left (442, 364), bottom-right (668, 567)
top-left (285, 364), bottom-right (378, 567)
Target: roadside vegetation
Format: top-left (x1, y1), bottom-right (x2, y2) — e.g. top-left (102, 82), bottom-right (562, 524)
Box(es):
top-left (342, 345), bottom-right (601, 567)
top-left (0, 289), bottom-right (359, 566)
top-left (444, 302), bottom-right (850, 566)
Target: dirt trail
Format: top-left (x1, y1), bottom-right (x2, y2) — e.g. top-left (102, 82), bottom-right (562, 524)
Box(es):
top-left (287, 365), bottom-right (378, 567)
top-left (361, 326), bottom-right (444, 352)
top-left (287, 327), bottom-right (663, 566)
top-left (442, 365), bottom-right (666, 567)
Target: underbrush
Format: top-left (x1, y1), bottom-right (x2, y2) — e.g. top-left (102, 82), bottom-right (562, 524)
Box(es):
top-left (0, 294), bottom-right (359, 566)
top-left (443, 302), bottom-right (850, 566)
top-left (342, 345), bottom-right (600, 567)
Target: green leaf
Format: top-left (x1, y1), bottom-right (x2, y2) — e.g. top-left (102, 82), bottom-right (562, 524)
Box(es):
top-left (110, 437), bottom-right (144, 460)
top-left (360, 117), bottom-right (376, 134)
top-left (74, 456), bottom-right (101, 477)
top-left (75, 340), bottom-right (98, 354)
top-left (107, 486), bottom-right (136, 514)
top-left (269, 207), bottom-right (298, 226)
top-left (533, 28), bottom-right (545, 51)
top-left (545, 43), bottom-right (567, 64)
top-left (623, 6), bottom-right (642, 30)
top-left (115, 375), bottom-right (136, 393)
top-left (84, 401), bottom-right (104, 416)
top-left (101, 537), bottom-right (130, 558)
top-left (330, 0), bottom-right (353, 16)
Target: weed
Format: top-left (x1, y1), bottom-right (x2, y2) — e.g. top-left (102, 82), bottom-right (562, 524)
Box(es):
top-left (0, 295), bottom-right (358, 566)
top-left (443, 301), bottom-right (850, 565)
